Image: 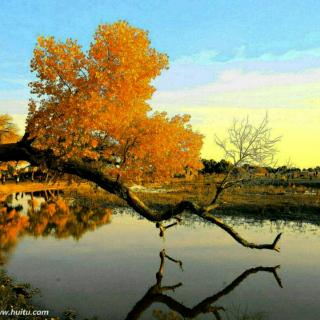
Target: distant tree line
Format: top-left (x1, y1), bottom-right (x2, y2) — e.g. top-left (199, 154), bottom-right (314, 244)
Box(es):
top-left (200, 159), bottom-right (232, 174)
top-left (200, 159), bottom-right (320, 176)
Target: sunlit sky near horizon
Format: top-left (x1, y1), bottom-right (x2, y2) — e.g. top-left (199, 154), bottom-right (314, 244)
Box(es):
top-left (1, 0), bottom-right (320, 168)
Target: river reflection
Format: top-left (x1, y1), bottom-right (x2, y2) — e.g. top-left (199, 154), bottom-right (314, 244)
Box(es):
top-left (0, 191), bottom-right (112, 265)
top-left (126, 249), bottom-right (281, 320)
top-left (0, 191), bottom-right (320, 319)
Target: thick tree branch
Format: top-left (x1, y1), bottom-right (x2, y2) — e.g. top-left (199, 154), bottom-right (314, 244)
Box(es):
top-left (0, 142), bottom-right (32, 162)
top-left (0, 140), bottom-right (282, 251)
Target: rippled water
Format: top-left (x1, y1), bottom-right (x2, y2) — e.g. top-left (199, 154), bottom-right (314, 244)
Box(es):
top-left (1, 191), bottom-right (320, 319)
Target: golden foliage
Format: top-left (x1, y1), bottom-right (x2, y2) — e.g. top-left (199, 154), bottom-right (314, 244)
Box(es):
top-left (0, 207), bottom-right (29, 250)
top-left (0, 194), bottom-right (113, 264)
top-left (0, 114), bottom-right (20, 144)
top-left (27, 21), bottom-right (203, 182)
top-left (27, 197), bottom-right (112, 239)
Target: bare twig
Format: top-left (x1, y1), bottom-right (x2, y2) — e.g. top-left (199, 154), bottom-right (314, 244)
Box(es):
top-left (211, 113), bottom-right (281, 205)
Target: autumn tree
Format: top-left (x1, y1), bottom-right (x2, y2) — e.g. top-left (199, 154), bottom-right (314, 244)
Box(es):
top-left (0, 114), bottom-right (20, 144)
top-left (0, 114), bottom-right (21, 173)
top-left (0, 21), bottom-right (281, 251)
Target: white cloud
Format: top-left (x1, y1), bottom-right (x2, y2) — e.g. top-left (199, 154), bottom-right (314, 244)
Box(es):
top-left (154, 46), bottom-right (320, 91)
top-left (152, 68), bottom-right (320, 110)
top-left (251, 47), bottom-right (320, 62)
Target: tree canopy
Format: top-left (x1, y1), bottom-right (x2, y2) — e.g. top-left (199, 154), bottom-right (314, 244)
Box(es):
top-left (26, 21), bottom-right (203, 182)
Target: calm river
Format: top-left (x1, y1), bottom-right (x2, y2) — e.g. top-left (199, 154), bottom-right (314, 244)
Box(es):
top-left (1, 191), bottom-right (320, 319)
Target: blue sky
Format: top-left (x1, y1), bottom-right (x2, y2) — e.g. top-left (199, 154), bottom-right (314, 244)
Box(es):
top-left (1, 0), bottom-right (320, 166)
top-left (2, 0), bottom-right (320, 83)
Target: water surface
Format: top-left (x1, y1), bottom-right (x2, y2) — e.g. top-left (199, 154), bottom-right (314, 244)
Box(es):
top-left (1, 192), bottom-right (320, 319)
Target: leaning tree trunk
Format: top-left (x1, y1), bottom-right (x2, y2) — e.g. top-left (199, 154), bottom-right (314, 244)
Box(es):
top-left (0, 139), bottom-right (282, 251)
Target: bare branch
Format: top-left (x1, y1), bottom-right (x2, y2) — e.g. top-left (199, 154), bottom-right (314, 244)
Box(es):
top-left (215, 113), bottom-right (281, 168)
top-left (210, 113), bottom-right (281, 205)
top-left (0, 139), bottom-right (282, 252)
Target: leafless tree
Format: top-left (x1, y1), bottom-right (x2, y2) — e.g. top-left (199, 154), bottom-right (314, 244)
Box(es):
top-left (212, 113), bottom-right (281, 203)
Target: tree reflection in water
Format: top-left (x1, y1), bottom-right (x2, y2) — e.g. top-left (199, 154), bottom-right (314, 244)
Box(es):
top-left (0, 247), bottom-right (282, 320)
top-left (0, 206), bottom-right (29, 265)
top-left (126, 250), bottom-right (282, 320)
top-left (0, 191), bottom-right (112, 264)
top-left (0, 192), bottom-right (283, 319)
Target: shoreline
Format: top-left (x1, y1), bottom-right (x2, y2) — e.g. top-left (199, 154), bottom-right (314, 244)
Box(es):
top-left (1, 180), bottom-right (319, 225)
top-left (0, 181), bottom-right (69, 197)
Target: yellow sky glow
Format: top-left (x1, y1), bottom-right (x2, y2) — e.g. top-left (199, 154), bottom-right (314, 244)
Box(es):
top-left (152, 68), bottom-right (320, 168)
